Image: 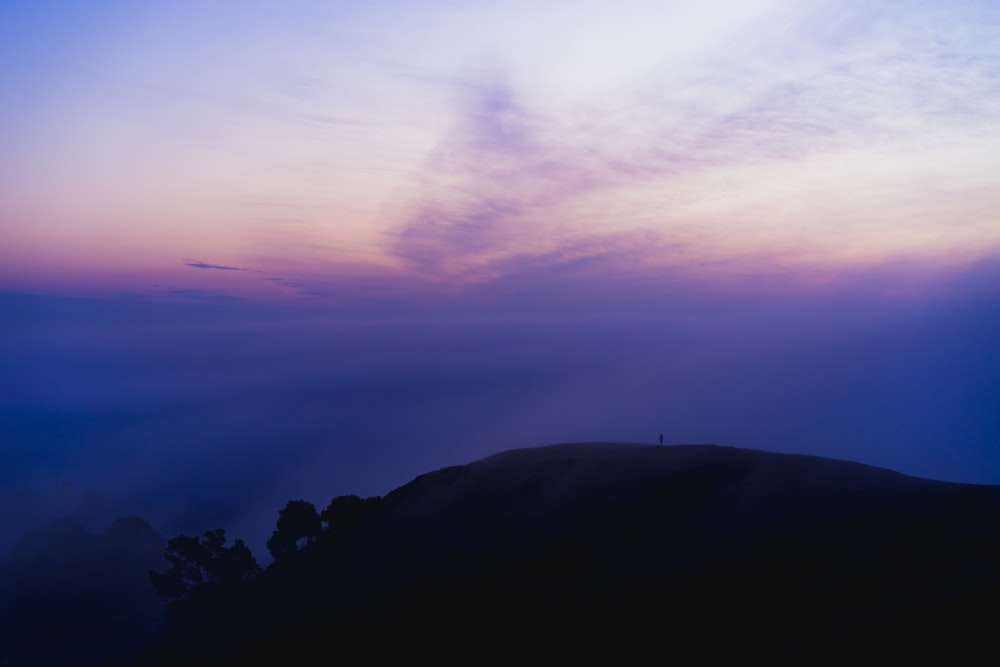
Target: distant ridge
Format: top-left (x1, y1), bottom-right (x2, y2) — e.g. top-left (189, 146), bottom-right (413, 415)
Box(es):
top-left (145, 443), bottom-right (1000, 662)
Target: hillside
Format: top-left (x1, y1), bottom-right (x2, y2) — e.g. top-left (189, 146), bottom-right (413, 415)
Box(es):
top-left (144, 443), bottom-right (1000, 662)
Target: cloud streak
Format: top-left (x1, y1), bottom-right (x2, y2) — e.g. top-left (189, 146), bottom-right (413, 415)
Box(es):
top-left (185, 260), bottom-right (251, 272)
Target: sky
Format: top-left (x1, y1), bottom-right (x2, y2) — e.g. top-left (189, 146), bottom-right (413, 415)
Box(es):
top-left (1, 0), bottom-right (999, 558)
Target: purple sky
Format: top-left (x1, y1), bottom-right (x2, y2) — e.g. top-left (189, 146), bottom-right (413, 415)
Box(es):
top-left (1, 1), bottom-right (999, 558)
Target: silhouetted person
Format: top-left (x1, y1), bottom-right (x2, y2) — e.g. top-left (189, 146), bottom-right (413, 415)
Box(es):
top-left (659, 433), bottom-right (663, 445)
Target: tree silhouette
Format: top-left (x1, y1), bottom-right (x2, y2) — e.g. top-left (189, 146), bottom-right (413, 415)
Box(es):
top-left (150, 529), bottom-right (260, 602)
top-left (321, 494), bottom-right (381, 536)
top-left (267, 500), bottom-right (322, 561)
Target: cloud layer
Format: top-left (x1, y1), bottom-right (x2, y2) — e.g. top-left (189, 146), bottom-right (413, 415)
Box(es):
top-left (2, 277), bottom-right (998, 558)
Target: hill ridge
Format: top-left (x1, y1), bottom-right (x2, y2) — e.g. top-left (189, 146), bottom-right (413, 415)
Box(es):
top-left (144, 442), bottom-right (1000, 663)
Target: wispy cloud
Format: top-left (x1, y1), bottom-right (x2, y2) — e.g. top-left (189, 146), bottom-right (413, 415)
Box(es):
top-left (184, 260), bottom-right (251, 272)
top-left (381, 1), bottom-right (1000, 300)
top-left (388, 77), bottom-right (630, 278)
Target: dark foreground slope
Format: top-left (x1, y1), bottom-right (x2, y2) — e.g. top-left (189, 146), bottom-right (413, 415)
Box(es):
top-left (146, 444), bottom-right (1000, 662)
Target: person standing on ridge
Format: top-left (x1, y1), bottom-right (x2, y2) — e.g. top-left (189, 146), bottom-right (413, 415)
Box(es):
top-left (659, 433), bottom-right (663, 446)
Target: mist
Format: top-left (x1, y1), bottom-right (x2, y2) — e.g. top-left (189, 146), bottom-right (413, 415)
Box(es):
top-left (2, 275), bottom-right (998, 559)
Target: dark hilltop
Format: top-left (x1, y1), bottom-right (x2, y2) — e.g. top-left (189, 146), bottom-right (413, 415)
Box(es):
top-left (137, 443), bottom-right (1000, 663)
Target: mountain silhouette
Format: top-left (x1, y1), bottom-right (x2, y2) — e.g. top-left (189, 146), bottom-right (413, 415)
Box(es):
top-left (144, 443), bottom-right (1000, 662)
top-left (1, 516), bottom-right (166, 667)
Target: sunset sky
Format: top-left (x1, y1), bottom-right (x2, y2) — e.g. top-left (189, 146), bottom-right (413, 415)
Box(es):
top-left (1, 1), bottom-right (998, 556)
top-left (3, 0), bottom-right (998, 303)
